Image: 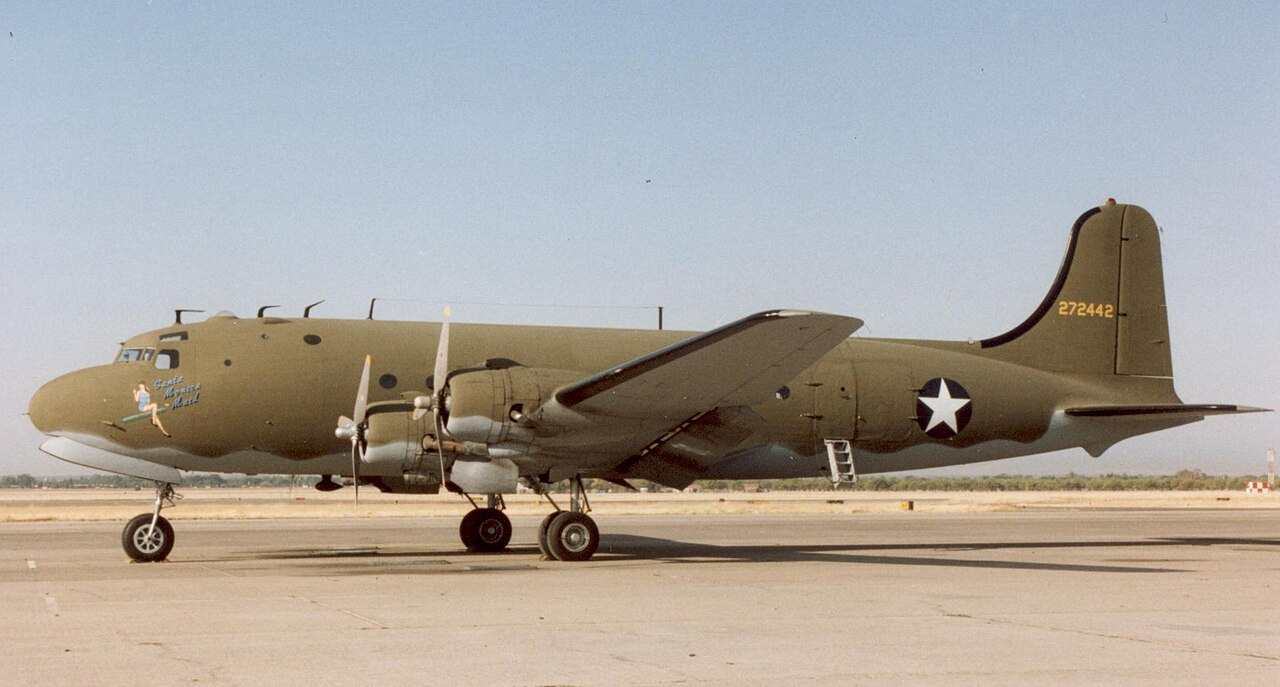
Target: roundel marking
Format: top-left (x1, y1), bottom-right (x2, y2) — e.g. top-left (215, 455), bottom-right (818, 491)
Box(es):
top-left (915, 378), bottom-right (972, 439)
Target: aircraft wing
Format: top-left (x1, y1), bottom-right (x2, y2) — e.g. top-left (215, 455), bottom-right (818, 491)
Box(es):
top-left (554, 310), bottom-right (863, 419)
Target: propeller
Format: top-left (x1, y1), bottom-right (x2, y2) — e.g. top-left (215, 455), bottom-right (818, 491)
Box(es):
top-left (335, 354), bottom-right (372, 506)
top-left (413, 307), bottom-right (451, 487)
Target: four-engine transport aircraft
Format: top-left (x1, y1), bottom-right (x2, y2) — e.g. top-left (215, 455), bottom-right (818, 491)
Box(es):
top-left (27, 201), bottom-right (1267, 562)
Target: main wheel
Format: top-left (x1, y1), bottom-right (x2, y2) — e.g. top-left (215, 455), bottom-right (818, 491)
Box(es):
top-left (122, 514), bottom-right (174, 562)
top-left (544, 511), bottom-right (599, 562)
top-left (536, 511), bottom-right (560, 559)
top-left (459, 508), bottom-right (512, 553)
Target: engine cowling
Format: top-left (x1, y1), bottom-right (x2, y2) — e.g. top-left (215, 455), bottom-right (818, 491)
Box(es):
top-left (361, 401), bottom-right (435, 473)
top-left (443, 367), bottom-right (582, 445)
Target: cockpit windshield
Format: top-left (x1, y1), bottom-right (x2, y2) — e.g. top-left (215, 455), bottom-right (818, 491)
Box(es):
top-left (115, 347), bottom-right (156, 364)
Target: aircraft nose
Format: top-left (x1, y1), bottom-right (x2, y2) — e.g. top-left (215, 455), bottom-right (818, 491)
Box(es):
top-left (28, 375), bottom-right (77, 435)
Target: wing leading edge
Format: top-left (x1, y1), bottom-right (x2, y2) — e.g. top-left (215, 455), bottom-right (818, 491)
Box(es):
top-left (554, 309), bottom-right (863, 420)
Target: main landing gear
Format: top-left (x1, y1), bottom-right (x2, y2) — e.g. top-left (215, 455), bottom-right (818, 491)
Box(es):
top-left (458, 493), bottom-right (513, 553)
top-left (122, 482), bottom-right (178, 562)
top-left (536, 475), bottom-right (600, 562)
top-left (455, 476), bottom-right (601, 561)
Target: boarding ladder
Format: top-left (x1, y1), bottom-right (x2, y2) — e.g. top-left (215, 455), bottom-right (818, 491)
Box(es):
top-left (824, 439), bottom-right (857, 487)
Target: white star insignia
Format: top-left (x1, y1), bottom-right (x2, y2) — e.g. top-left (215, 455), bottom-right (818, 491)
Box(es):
top-left (919, 379), bottom-right (972, 434)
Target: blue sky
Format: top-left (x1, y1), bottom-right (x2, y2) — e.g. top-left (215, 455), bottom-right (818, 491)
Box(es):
top-left (2, 2), bottom-right (1276, 475)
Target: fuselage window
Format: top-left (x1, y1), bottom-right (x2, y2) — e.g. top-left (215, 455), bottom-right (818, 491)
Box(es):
top-left (156, 349), bottom-right (180, 370)
top-left (159, 332), bottom-right (189, 342)
top-left (116, 348), bottom-right (143, 363)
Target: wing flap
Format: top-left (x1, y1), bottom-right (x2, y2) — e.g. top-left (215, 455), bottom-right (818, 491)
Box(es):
top-left (555, 310), bottom-right (862, 419)
top-left (607, 406), bottom-right (765, 489)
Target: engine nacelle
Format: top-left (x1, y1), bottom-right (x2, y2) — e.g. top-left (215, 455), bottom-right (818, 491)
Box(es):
top-left (443, 367), bottom-right (582, 445)
top-left (361, 401), bottom-right (437, 476)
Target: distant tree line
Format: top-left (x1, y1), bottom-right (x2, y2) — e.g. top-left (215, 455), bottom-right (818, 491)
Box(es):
top-left (1, 469), bottom-right (1267, 491)
top-left (698, 469), bottom-right (1266, 492)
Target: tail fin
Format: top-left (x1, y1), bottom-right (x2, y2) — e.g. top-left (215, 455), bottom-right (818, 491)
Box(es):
top-left (979, 202), bottom-right (1172, 377)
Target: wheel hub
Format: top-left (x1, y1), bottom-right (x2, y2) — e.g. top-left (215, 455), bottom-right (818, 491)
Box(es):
top-left (133, 525), bottom-right (165, 554)
top-left (560, 523), bottom-right (589, 552)
top-left (478, 519), bottom-right (505, 544)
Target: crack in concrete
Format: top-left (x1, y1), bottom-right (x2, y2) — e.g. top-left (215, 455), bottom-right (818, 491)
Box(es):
top-left (292, 594), bottom-right (388, 630)
top-left (127, 635), bottom-right (232, 685)
top-left (197, 563), bottom-right (241, 578)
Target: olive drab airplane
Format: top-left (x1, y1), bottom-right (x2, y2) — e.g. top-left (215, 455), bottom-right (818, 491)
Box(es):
top-left (27, 202), bottom-right (1267, 563)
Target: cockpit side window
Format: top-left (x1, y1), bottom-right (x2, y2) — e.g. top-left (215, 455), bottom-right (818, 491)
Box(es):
top-left (155, 349), bottom-right (180, 370)
top-left (141, 348), bottom-right (156, 362)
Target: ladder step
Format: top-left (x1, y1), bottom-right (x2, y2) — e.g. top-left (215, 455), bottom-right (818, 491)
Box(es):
top-left (824, 439), bottom-right (857, 486)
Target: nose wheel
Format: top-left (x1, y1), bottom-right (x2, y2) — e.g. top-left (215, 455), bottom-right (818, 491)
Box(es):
top-left (122, 482), bottom-right (178, 562)
top-left (123, 513), bottom-right (174, 562)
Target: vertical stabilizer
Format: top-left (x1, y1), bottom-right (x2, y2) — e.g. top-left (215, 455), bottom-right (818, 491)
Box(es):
top-left (980, 203), bottom-right (1172, 377)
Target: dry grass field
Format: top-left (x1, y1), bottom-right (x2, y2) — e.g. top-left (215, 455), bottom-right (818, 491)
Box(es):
top-left (1, 487), bottom-right (1275, 522)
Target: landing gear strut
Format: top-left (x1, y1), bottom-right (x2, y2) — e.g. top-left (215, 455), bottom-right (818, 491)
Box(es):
top-left (122, 482), bottom-right (178, 562)
top-left (458, 493), bottom-right (512, 553)
top-left (538, 475), bottom-right (600, 562)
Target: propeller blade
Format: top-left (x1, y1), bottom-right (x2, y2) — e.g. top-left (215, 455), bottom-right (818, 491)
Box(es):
top-left (354, 354), bottom-right (371, 425)
top-left (433, 307), bottom-right (450, 408)
top-left (350, 440), bottom-right (361, 506)
top-left (434, 406), bottom-right (447, 491)
top-left (432, 308), bottom-right (451, 489)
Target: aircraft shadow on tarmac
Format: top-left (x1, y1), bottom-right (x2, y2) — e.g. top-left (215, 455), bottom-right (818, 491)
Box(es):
top-left (583, 535), bottom-right (1278, 574)
top-left (192, 535), bottom-right (1280, 576)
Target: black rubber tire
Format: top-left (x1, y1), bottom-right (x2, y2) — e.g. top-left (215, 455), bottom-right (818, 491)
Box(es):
top-left (536, 511), bottom-right (559, 559)
top-left (122, 513), bottom-right (174, 562)
top-left (458, 510), bottom-right (477, 550)
top-left (545, 511), bottom-right (599, 562)
top-left (459, 508), bottom-right (512, 553)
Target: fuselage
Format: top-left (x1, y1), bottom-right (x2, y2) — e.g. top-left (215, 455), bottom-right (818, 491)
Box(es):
top-left (28, 311), bottom-right (1190, 485)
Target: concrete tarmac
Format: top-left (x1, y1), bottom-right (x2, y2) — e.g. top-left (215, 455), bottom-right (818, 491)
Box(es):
top-left (3, 510), bottom-right (1278, 686)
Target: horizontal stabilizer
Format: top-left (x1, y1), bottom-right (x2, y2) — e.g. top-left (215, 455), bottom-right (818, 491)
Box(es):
top-left (1065, 404), bottom-right (1270, 418)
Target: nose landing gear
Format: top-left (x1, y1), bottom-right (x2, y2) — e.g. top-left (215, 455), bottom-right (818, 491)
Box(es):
top-left (122, 482), bottom-right (179, 562)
